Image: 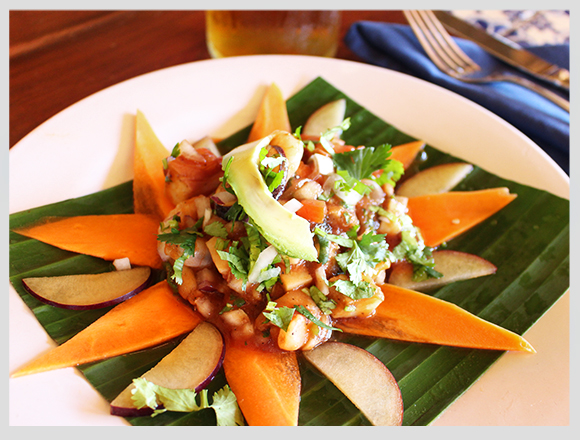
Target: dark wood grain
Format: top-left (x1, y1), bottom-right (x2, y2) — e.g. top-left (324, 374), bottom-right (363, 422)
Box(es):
top-left (9, 10), bottom-right (405, 148)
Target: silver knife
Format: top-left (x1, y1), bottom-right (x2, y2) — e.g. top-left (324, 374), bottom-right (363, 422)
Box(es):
top-left (433, 11), bottom-right (569, 90)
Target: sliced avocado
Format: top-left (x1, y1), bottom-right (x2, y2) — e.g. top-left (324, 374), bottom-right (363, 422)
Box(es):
top-left (222, 132), bottom-right (318, 261)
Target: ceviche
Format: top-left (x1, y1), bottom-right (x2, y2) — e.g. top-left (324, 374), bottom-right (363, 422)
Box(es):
top-left (11, 83), bottom-right (542, 426)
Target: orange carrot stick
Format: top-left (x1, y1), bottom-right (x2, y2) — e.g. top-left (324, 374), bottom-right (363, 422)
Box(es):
top-left (134, 110), bottom-right (175, 221)
top-left (390, 140), bottom-right (425, 169)
top-left (336, 283), bottom-right (534, 352)
top-left (247, 83), bottom-right (291, 142)
top-left (223, 341), bottom-right (301, 426)
top-left (406, 188), bottom-right (517, 247)
top-left (13, 214), bottom-right (163, 268)
top-left (12, 281), bottom-right (202, 377)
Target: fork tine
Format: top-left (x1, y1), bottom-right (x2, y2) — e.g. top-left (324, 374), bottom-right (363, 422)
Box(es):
top-left (405, 10), bottom-right (568, 111)
top-left (404, 10), bottom-right (480, 75)
top-left (420, 10), bottom-right (480, 73)
top-left (403, 10), bottom-right (453, 74)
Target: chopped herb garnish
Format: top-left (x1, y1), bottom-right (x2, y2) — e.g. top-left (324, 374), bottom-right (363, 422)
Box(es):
top-left (131, 378), bottom-right (244, 426)
top-left (319, 118), bottom-right (351, 154)
top-left (293, 305), bottom-right (342, 332)
top-left (331, 278), bottom-right (376, 300)
top-left (258, 146), bottom-right (287, 194)
top-left (262, 304), bottom-right (295, 332)
top-left (157, 218), bottom-right (203, 285)
top-left (305, 286), bottom-right (336, 315)
top-left (203, 221), bottom-right (228, 238)
top-left (220, 156), bottom-right (235, 194)
top-left (170, 142), bottom-right (181, 158)
top-left (333, 143), bottom-right (404, 194)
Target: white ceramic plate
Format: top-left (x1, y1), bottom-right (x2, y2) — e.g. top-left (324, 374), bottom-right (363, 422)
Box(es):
top-left (9, 55), bottom-right (569, 426)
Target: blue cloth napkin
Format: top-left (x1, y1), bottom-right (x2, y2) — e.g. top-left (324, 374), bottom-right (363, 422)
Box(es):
top-left (345, 22), bottom-right (570, 174)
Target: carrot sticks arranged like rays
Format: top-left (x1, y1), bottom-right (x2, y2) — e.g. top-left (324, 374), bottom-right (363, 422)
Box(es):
top-left (134, 110), bottom-right (175, 221)
top-left (13, 213), bottom-right (164, 269)
top-left (407, 188), bottom-right (517, 247)
top-left (12, 281), bottom-right (202, 378)
top-left (336, 283), bottom-right (535, 353)
top-left (9, 81), bottom-right (537, 428)
top-left (223, 340), bottom-right (301, 426)
top-left (247, 83), bottom-right (292, 142)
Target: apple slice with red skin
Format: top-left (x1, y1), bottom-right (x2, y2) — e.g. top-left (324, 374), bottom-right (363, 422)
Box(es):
top-left (389, 249), bottom-right (497, 291)
top-left (302, 342), bottom-right (403, 426)
top-left (396, 162), bottom-right (474, 197)
top-left (110, 321), bottom-right (225, 417)
top-left (21, 266), bottom-right (152, 310)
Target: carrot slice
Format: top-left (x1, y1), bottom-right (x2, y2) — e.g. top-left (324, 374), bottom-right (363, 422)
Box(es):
top-left (134, 110), bottom-right (175, 221)
top-left (390, 140), bottom-right (425, 169)
top-left (247, 83), bottom-right (291, 142)
top-left (296, 199), bottom-right (327, 224)
top-left (332, 144), bottom-right (356, 154)
top-left (336, 283), bottom-right (534, 352)
top-left (223, 341), bottom-right (301, 426)
top-left (13, 214), bottom-right (163, 268)
top-left (12, 281), bottom-right (202, 377)
top-left (406, 188), bottom-right (517, 247)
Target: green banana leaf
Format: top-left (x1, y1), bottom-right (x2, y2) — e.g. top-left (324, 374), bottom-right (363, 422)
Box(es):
top-left (9, 77), bottom-right (569, 426)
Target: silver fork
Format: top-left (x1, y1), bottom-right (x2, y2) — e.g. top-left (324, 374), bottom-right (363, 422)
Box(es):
top-left (403, 10), bottom-right (569, 112)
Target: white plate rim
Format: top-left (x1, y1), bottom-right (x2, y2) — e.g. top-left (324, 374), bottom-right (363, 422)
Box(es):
top-left (8, 55), bottom-right (570, 426)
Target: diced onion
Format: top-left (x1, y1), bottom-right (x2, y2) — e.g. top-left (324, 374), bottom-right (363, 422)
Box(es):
top-left (308, 153), bottom-right (335, 175)
top-left (203, 208), bottom-right (212, 228)
top-left (323, 173), bottom-right (364, 206)
top-left (314, 265), bottom-right (329, 296)
top-left (248, 245), bottom-right (279, 284)
top-left (336, 188), bottom-right (364, 206)
top-left (192, 136), bottom-right (222, 157)
top-left (113, 257), bottom-right (132, 270)
top-left (283, 198), bottom-right (303, 213)
top-left (178, 140), bottom-right (202, 159)
top-left (361, 179), bottom-right (385, 202)
top-left (211, 191), bottom-right (237, 207)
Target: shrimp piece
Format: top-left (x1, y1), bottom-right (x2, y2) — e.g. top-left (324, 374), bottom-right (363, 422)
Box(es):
top-left (193, 293), bottom-right (226, 320)
top-left (157, 196), bottom-right (214, 269)
top-left (164, 140), bottom-right (223, 205)
top-left (221, 309), bottom-right (255, 341)
top-left (176, 265), bottom-right (199, 305)
top-left (377, 196), bottom-right (409, 236)
top-left (327, 274), bottom-right (384, 319)
top-left (284, 179), bottom-right (323, 201)
top-left (271, 289), bottom-right (332, 351)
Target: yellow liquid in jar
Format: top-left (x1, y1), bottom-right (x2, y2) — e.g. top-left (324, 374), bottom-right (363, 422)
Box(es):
top-left (206, 11), bottom-right (341, 58)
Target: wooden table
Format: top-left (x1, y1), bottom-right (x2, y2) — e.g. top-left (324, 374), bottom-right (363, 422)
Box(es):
top-left (9, 10), bottom-right (406, 149)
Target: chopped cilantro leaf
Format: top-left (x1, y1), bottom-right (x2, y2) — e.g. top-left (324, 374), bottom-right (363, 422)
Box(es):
top-left (293, 305), bottom-right (342, 332)
top-left (131, 378), bottom-right (244, 426)
top-left (262, 305), bottom-right (295, 331)
top-left (223, 202), bottom-right (246, 222)
top-left (317, 226), bottom-right (392, 290)
top-left (332, 143), bottom-right (403, 195)
top-left (306, 286), bottom-right (336, 314)
top-left (319, 118), bottom-right (351, 154)
top-left (258, 146), bottom-right (288, 194)
top-left (333, 143), bottom-right (392, 181)
top-left (170, 142), bottom-right (181, 158)
top-left (220, 156), bottom-right (235, 194)
top-left (157, 218), bottom-right (203, 285)
top-left (331, 279), bottom-right (376, 300)
top-left (314, 227), bottom-right (354, 248)
top-left (393, 229), bottom-right (443, 281)
top-left (216, 242), bottom-right (249, 289)
top-left (204, 221), bottom-right (228, 238)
